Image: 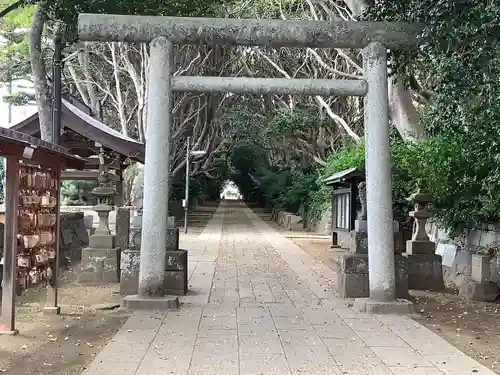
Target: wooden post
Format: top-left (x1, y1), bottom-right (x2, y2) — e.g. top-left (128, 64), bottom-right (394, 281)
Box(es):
top-left (0, 156), bottom-right (20, 335)
top-left (115, 167), bottom-right (124, 207)
top-left (349, 182), bottom-right (357, 231)
top-left (44, 167), bottom-right (61, 315)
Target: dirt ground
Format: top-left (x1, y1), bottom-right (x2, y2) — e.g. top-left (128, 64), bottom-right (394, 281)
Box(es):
top-left (288, 235), bottom-right (500, 373)
top-left (0, 269), bottom-right (129, 375)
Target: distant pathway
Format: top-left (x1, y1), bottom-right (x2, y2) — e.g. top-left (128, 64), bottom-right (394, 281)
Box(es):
top-left (82, 202), bottom-right (495, 375)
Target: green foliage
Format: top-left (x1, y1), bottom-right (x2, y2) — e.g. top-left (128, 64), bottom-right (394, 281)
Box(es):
top-left (267, 108), bottom-right (319, 137)
top-left (0, 4), bottom-right (48, 111)
top-left (223, 104), bottom-right (354, 220)
top-left (256, 166), bottom-right (317, 213)
top-left (0, 1), bottom-right (34, 27)
top-left (421, 114), bottom-right (500, 230)
top-left (60, 180), bottom-right (98, 205)
top-left (227, 0), bottom-right (296, 19)
top-left (40, 0), bottom-right (227, 35)
top-left (2, 90), bottom-right (35, 104)
top-left (207, 149), bottom-right (232, 199)
top-left (305, 136), bottom-right (423, 227)
top-left (364, 0), bottom-right (500, 231)
top-left (390, 132), bottom-right (422, 220)
top-left (0, 27), bottom-right (32, 83)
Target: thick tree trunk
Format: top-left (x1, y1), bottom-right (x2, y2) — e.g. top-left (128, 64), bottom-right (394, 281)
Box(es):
top-left (79, 43), bottom-right (101, 115)
top-left (110, 43), bottom-right (129, 136)
top-left (388, 78), bottom-right (424, 142)
top-left (347, 0), bottom-right (426, 142)
top-left (28, 7), bottom-right (52, 141)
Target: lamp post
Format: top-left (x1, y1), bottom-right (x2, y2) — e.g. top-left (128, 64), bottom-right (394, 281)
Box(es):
top-left (184, 136), bottom-right (207, 234)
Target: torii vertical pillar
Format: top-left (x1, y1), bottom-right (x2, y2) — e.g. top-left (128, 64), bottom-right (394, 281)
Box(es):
top-left (354, 42), bottom-right (411, 313)
top-left (123, 36), bottom-right (179, 309)
top-left (364, 42), bottom-right (395, 302)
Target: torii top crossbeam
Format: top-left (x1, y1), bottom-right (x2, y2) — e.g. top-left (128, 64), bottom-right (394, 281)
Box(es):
top-left (78, 14), bottom-right (421, 50)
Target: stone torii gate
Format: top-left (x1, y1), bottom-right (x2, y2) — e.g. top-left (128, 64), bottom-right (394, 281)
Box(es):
top-left (78, 14), bottom-right (421, 311)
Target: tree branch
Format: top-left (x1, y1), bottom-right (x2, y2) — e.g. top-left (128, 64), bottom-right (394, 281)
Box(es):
top-left (0, 0), bottom-right (37, 19)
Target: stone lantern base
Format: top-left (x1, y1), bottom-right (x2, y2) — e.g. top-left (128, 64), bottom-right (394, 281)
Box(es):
top-left (79, 203), bottom-right (121, 284)
top-left (403, 253), bottom-right (444, 291)
top-left (79, 246), bottom-right (121, 284)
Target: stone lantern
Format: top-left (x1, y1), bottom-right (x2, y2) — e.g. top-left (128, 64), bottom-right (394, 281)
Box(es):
top-left (79, 148), bottom-right (121, 283)
top-left (403, 185), bottom-right (444, 291)
top-left (89, 148), bottom-right (116, 248)
top-left (406, 187), bottom-right (433, 254)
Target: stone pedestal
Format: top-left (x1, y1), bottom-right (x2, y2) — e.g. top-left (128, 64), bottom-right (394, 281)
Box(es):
top-left (472, 254), bottom-right (490, 283)
top-left (89, 233), bottom-right (115, 249)
top-left (164, 249), bottom-right (188, 295)
top-left (403, 253), bottom-right (444, 291)
top-left (406, 240), bottom-right (435, 255)
top-left (166, 216), bottom-right (179, 252)
top-left (336, 253), bottom-right (408, 299)
top-left (129, 215), bottom-right (142, 249)
top-left (459, 254), bottom-right (500, 301)
top-left (115, 207), bottom-right (131, 252)
top-left (120, 213), bottom-right (142, 295)
top-left (120, 248), bottom-right (140, 295)
top-left (79, 247), bottom-right (121, 283)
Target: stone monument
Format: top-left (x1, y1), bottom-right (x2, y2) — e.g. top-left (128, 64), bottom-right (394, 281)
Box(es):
top-left (164, 217), bottom-right (186, 295)
top-left (79, 150), bottom-right (121, 283)
top-left (403, 187), bottom-right (444, 290)
top-left (119, 216), bottom-right (142, 295)
top-left (120, 166), bottom-right (144, 295)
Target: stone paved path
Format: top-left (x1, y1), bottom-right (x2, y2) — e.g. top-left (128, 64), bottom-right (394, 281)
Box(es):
top-left (82, 202), bottom-right (495, 375)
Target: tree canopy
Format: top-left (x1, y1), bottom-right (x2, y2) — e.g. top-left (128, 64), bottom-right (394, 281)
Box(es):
top-left (1, 0), bottom-right (500, 234)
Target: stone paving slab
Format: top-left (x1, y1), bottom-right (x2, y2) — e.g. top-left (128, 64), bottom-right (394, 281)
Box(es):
top-left (81, 202), bottom-right (495, 375)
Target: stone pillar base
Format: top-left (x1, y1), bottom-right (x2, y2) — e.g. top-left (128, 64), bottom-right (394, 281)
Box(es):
top-left (165, 249), bottom-right (188, 295)
top-left (120, 249), bottom-right (140, 295)
top-left (79, 247), bottom-right (121, 284)
top-left (403, 253), bottom-right (444, 291)
top-left (353, 298), bottom-right (414, 314)
top-left (121, 294), bottom-right (180, 311)
top-left (336, 253), bottom-right (408, 299)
